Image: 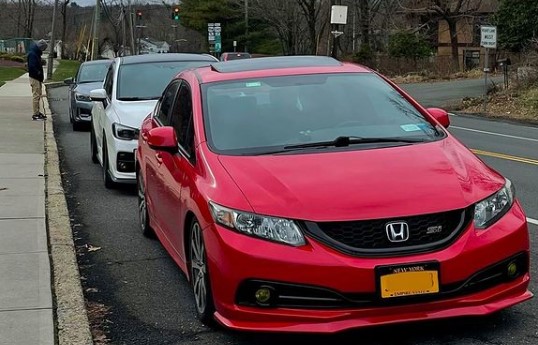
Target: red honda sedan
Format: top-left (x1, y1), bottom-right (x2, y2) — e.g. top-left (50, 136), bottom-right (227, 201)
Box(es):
top-left (136, 56), bottom-right (532, 333)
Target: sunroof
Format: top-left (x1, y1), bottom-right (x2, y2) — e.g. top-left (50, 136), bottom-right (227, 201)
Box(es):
top-left (211, 56), bottom-right (342, 73)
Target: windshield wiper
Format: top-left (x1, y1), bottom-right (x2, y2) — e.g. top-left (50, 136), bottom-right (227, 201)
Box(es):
top-left (284, 136), bottom-right (425, 150)
top-left (117, 96), bottom-right (158, 101)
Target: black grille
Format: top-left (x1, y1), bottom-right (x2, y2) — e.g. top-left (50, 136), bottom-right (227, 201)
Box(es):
top-left (303, 207), bottom-right (473, 256)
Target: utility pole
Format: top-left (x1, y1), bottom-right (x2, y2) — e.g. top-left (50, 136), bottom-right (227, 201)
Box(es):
top-left (128, 0), bottom-right (135, 55)
top-left (244, 0), bottom-right (249, 52)
top-left (91, 0), bottom-right (100, 60)
top-left (47, 0), bottom-right (59, 81)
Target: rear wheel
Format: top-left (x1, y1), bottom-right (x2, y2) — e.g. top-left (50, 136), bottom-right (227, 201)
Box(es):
top-left (137, 170), bottom-right (154, 238)
top-left (189, 219), bottom-right (215, 325)
top-left (72, 120), bottom-right (83, 131)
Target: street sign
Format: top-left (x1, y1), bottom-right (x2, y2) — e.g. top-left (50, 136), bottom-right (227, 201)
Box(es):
top-left (480, 25), bottom-right (497, 49)
top-left (331, 5), bottom-right (348, 25)
top-left (208, 22), bottom-right (221, 53)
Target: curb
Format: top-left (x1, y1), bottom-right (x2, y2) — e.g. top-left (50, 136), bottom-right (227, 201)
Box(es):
top-left (43, 88), bottom-right (93, 345)
top-left (45, 81), bottom-right (65, 89)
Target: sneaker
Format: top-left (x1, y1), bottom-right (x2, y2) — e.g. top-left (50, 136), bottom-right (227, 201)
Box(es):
top-left (38, 112), bottom-right (47, 119)
top-left (32, 113), bottom-right (46, 121)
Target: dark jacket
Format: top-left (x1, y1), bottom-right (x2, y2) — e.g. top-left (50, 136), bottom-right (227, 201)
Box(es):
top-left (27, 43), bottom-right (44, 82)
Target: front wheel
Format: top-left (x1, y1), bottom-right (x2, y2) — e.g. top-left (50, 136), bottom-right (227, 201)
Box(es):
top-left (190, 219), bottom-right (215, 325)
top-left (102, 138), bottom-right (116, 189)
top-left (137, 171), bottom-right (154, 238)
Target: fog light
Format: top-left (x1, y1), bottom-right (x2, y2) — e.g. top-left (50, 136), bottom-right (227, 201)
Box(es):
top-left (507, 261), bottom-right (518, 278)
top-left (255, 287), bottom-right (272, 304)
top-left (119, 162), bottom-right (128, 171)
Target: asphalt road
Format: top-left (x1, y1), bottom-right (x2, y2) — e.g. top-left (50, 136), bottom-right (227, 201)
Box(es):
top-left (48, 84), bottom-right (537, 345)
top-left (401, 75), bottom-right (504, 107)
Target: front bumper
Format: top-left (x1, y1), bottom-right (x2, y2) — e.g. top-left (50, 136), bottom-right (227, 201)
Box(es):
top-left (203, 202), bottom-right (532, 333)
top-left (74, 100), bottom-right (93, 123)
top-left (106, 135), bottom-right (137, 184)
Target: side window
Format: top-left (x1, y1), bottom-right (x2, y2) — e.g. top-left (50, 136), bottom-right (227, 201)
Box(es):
top-left (170, 82), bottom-right (195, 160)
top-left (103, 65), bottom-right (114, 99)
top-left (156, 82), bottom-right (180, 126)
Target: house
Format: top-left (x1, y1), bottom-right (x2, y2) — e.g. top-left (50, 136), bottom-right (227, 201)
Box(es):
top-left (436, 0), bottom-right (500, 70)
top-left (139, 38), bottom-right (170, 54)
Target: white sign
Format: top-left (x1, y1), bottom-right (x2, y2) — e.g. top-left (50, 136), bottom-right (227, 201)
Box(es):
top-left (480, 25), bottom-right (497, 49)
top-left (331, 5), bottom-right (348, 25)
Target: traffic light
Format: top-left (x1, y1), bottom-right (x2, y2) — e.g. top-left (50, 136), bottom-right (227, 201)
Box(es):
top-left (172, 7), bottom-right (180, 21)
top-left (136, 10), bottom-right (142, 20)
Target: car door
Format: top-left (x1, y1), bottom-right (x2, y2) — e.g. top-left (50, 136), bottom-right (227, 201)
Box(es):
top-left (93, 63), bottom-right (115, 163)
top-left (155, 81), bottom-right (197, 261)
top-left (145, 81), bottom-right (181, 239)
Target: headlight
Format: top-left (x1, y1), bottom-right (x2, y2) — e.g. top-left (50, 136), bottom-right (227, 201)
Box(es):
top-left (474, 179), bottom-right (515, 229)
top-left (209, 202), bottom-right (305, 246)
top-left (113, 123), bottom-right (139, 141)
top-left (75, 94), bottom-right (91, 102)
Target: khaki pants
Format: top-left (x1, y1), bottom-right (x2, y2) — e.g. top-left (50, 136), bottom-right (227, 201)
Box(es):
top-left (29, 77), bottom-right (42, 115)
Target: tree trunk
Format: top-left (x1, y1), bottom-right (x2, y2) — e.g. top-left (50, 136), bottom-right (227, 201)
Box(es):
top-left (61, 2), bottom-right (69, 59)
top-left (359, 0), bottom-right (370, 49)
top-left (447, 19), bottom-right (460, 71)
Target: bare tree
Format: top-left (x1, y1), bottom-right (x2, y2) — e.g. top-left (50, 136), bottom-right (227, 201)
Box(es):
top-left (296, 0), bottom-right (329, 54)
top-left (398, 0), bottom-right (483, 70)
top-left (6, 0), bottom-right (37, 37)
top-left (60, 0), bottom-right (70, 58)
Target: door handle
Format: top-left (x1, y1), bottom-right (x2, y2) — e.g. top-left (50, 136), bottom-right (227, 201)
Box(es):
top-left (155, 152), bottom-right (163, 164)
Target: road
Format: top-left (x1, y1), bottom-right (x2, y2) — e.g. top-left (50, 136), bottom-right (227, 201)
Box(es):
top-left (47, 83), bottom-right (537, 345)
top-left (401, 75), bottom-right (504, 107)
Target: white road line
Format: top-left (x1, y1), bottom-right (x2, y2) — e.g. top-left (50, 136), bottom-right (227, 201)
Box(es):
top-left (451, 126), bottom-right (538, 142)
top-left (528, 218), bottom-right (538, 226)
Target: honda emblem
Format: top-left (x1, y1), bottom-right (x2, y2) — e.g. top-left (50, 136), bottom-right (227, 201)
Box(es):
top-left (385, 222), bottom-right (410, 242)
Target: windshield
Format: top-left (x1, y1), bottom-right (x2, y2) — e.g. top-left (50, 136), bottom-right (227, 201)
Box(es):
top-left (77, 63), bottom-right (110, 83)
top-left (225, 53), bottom-right (251, 60)
top-left (202, 73), bottom-right (443, 155)
top-left (117, 61), bottom-right (212, 100)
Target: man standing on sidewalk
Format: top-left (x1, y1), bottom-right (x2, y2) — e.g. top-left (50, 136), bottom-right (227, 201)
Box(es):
top-left (27, 39), bottom-right (48, 121)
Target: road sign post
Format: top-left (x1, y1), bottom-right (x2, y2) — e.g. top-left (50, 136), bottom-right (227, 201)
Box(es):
top-left (481, 25), bottom-right (497, 112)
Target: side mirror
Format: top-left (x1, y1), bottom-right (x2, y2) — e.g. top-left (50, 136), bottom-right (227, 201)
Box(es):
top-left (427, 108), bottom-right (450, 128)
top-left (147, 126), bottom-right (178, 153)
top-left (90, 88), bottom-right (107, 102)
top-left (64, 77), bottom-right (74, 85)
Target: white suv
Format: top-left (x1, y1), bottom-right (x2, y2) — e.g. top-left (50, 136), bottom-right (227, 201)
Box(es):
top-left (89, 53), bottom-right (218, 188)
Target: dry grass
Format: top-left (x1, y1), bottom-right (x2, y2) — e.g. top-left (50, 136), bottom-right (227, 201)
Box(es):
top-left (461, 87), bottom-right (538, 124)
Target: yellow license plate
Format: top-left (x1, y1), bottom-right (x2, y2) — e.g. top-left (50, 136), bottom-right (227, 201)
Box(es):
top-left (380, 270), bottom-right (439, 299)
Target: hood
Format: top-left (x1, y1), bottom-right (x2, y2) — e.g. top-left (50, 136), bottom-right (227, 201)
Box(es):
top-left (114, 100), bottom-right (158, 129)
top-left (216, 138), bottom-right (505, 222)
top-left (29, 43), bottom-right (42, 56)
top-left (74, 82), bottom-right (103, 96)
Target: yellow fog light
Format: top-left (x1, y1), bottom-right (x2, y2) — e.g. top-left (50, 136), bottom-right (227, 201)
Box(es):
top-left (255, 287), bottom-right (272, 304)
top-left (507, 261), bottom-right (518, 278)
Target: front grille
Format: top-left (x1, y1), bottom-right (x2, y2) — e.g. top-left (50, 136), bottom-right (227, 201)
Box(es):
top-left (303, 207), bottom-right (474, 256)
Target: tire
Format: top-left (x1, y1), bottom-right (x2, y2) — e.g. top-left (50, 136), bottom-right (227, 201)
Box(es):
top-left (137, 170), bottom-right (154, 238)
top-left (90, 127), bottom-right (98, 164)
top-left (72, 120), bottom-right (83, 131)
top-left (102, 138), bottom-right (116, 189)
top-left (189, 219), bottom-right (215, 326)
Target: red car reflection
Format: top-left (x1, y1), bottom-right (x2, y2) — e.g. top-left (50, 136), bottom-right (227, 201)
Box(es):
top-left (136, 56), bottom-right (532, 333)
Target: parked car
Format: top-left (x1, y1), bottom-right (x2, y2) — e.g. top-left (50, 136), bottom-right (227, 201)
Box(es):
top-left (219, 52), bottom-right (251, 61)
top-left (89, 53), bottom-right (218, 188)
top-left (136, 56), bottom-right (532, 332)
top-left (65, 59), bottom-right (112, 131)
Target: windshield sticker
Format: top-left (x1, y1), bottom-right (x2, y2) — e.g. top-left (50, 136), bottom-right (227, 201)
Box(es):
top-left (400, 124), bottom-right (422, 132)
top-left (246, 82), bottom-right (262, 87)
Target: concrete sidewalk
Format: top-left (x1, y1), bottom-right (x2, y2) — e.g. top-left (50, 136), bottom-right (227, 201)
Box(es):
top-left (0, 71), bottom-right (92, 344)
